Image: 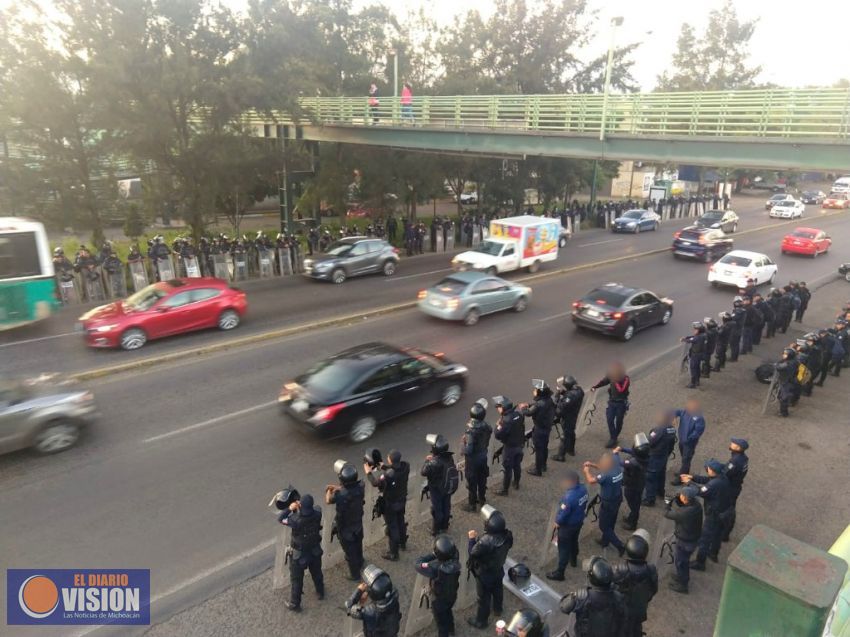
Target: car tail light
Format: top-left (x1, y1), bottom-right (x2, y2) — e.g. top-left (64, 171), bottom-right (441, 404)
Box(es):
top-left (312, 402), bottom-right (346, 424)
top-left (417, 290), bottom-right (427, 299)
top-left (572, 301), bottom-right (582, 308)
top-left (612, 312), bottom-right (623, 319)
top-left (698, 236), bottom-right (707, 244)
top-left (673, 231), bottom-right (681, 239)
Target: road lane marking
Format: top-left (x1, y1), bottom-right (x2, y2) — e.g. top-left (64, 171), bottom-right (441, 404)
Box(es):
top-left (143, 401), bottom-right (277, 444)
top-left (388, 268), bottom-right (451, 281)
top-left (577, 238), bottom-right (622, 247)
top-left (539, 311), bottom-right (572, 322)
top-left (0, 331), bottom-right (76, 349)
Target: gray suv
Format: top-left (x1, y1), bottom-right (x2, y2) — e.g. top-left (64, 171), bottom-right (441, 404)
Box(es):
top-left (0, 377), bottom-right (98, 455)
top-left (303, 237), bottom-right (400, 284)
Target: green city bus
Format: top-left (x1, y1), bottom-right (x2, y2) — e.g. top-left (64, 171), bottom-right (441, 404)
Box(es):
top-left (0, 217), bottom-right (58, 330)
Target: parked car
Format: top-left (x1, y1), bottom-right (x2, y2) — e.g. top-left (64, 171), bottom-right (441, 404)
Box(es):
top-left (694, 209), bottom-right (739, 233)
top-left (822, 192), bottom-right (850, 210)
top-left (781, 227), bottom-right (831, 257)
top-left (418, 271), bottom-right (531, 326)
top-left (611, 209), bottom-right (661, 233)
top-left (672, 227), bottom-right (734, 262)
top-left (458, 192), bottom-right (478, 205)
top-left (278, 343), bottom-right (468, 442)
top-left (571, 283), bottom-right (673, 342)
top-left (765, 193), bottom-right (795, 210)
top-left (0, 375), bottom-right (97, 455)
top-left (768, 199), bottom-right (805, 219)
top-left (839, 263), bottom-right (850, 281)
top-left (708, 250), bottom-right (777, 288)
top-left (303, 237), bottom-right (400, 284)
top-left (78, 278), bottom-right (247, 350)
top-left (800, 190), bottom-right (826, 205)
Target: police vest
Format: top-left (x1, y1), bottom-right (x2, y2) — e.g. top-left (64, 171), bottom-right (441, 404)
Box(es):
top-left (383, 463), bottom-right (409, 504)
top-left (362, 593), bottom-right (401, 637)
top-left (471, 531), bottom-right (512, 576)
top-left (574, 588), bottom-right (626, 637)
top-left (335, 482), bottom-right (365, 537)
top-left (431, 559), bottom-right (461, 604)
top-left (466, 422), bottom-right (491, 456)
top-left (614, 562), bottom-right (657, 623)
top-left (291, 511), bottom-right (322, 551)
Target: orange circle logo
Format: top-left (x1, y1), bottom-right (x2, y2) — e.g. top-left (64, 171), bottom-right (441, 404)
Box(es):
top-left (18, 575), bottom-right (59, 619)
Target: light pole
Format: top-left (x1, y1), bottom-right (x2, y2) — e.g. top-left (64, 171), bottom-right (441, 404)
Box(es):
top-left (590, 15), bottom-right (624, 213)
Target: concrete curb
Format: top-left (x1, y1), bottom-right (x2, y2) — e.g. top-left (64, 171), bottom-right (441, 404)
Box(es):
top-left (70, 210), bottom-right (845, 382)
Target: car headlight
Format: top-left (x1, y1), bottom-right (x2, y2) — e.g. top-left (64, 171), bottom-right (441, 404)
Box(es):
top-left (626, 221), bottom-right (636, 226)
top-left (93, 324), bottom-right (118, 332)
top-left (711, 223), bottom-right (720, 228)
top-left (315, 261), bottom-right (332, 270)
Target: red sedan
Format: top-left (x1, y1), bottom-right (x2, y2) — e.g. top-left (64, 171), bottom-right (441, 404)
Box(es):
top-left (781, 227), bottom-right (831, 258)
top-left (78, 278), bottom-right (247, 350)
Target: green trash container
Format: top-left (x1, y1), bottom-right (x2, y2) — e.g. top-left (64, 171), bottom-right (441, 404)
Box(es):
top-left (715, 525), bottom-right (847, 637)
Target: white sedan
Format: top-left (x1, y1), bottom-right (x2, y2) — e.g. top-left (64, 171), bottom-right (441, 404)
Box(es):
top-left (708, 250), bottom-right (778, 288)
top-left (769, 199), bottom-right (805, 219)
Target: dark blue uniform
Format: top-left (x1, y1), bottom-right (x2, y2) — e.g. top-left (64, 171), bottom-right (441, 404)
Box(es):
top-left (329, 481), bottom-right (365, 580)
top-left (596, 458), bottom-right (625, 553)
top-left (415, 551), bottom-right (461, 637)
top-left (619, 448), bottom-right (647, 528)
top-left (683, 333), bottom-right (707, 387)
top-left (553, 484), bottom-right (588, 576)
top-left (421, 452), bottom-right (456, 535)
top-left (675, 409), bottom-right (705, 477)
top-left (461, 420), bottom-right (492, 509)
top-left (722, 451), bottom-right (748, 541)
top-left (664, 497), bottom-right (702, 588)
top-left (643, 422), bottom-right (676, 505)
top-left (591, 376), bottom-right (631, 444)
top-left (692, 472), bottom-right (732, 566)
top-left (494, 408), bottom-right (525, 493)
top-left (279, 499), bottom-right (325, 609)
top-left (729, 307), bottom-right (744, 361)
top-left (522, 389), bottom-right (556, 474)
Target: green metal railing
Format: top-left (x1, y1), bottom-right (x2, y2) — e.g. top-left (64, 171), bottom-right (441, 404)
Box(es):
top-left (277, 88), bottom-right (850, 140)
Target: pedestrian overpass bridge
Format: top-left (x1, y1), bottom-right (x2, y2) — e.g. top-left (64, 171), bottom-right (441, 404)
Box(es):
top-left (249, 88), bottom-right (850, 171)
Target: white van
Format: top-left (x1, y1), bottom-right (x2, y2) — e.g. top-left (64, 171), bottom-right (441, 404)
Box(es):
top-left (831, 177), bottom-right (850, 194)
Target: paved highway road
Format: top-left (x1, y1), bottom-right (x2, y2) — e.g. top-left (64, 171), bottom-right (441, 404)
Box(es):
top-left (0, 198), bottom-right (846, 634)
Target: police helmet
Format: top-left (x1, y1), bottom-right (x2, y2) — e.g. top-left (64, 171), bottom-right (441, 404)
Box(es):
top-left (433, 534), bottom-right (456, 561)
top-left (469, 398), bottom-right (487, 421)
top-left (362, 565), bottom-right (393, 601)
top-left (691, 321), bottom-right (705, 333)
top-left (481, 504), bottom-right (507, 534)
top-left (53, 247), bottom-right (64, 256)
top-left (719, 311), bottom-right (732, 322)
top-left (507, 563), bottom-right (531, 588)
top-left (783, 347), bottom-right (797, 359)
top-left (703, 316), bottom-right (717, 328)
top-left (493, 395), bottom-right (513, 411)
top-left (585, 556), bottom-right (613, 588)
top-left (532, 378), bottom-right (549, 392)
top-left (733, 295), bottom-right (743, 304)
top-left (624, 534), bottom-right (650, 561)
top-left (804, 332), bottom-right (818, 342)
top-left (633, 432), bottom-right (650, 458)
top-left (558, 375), bottom-right (577, 390)
top-left (504, 608), bottom-right (546, 637)
top-left (335, 459), bottom-right (358, 486)
top-left (426, 433), bottom-right (449, 454)
top-left (272, 485), bottom-right (301, 511)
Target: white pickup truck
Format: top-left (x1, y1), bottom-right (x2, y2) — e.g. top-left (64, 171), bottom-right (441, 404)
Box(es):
top-left (452, 215), bottom-right (561, 275)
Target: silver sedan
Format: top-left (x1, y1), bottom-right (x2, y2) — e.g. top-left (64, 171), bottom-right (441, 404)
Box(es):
top-left (417, 271), bottom-right (532, 326)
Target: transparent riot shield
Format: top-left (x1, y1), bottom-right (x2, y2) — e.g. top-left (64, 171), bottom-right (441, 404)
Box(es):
top-left (503, 557), bottom-right (572, 637)
top-left (277, 248), bottom-right (293, 276)
top-left (292, 245), bottom-right (304, 274)
top-left (184, 257), bottom-right (201, 278)
top-left (574, 389), bottom-right (601, 440)
top-left (272, 525), bottom-right (293, 591)
top-left (651, 515), bottom-right (676, 575)
top-left (320, 512), bottom-right (346, 569)
top-left (435, 232), bottom-right (444, 253)
top-left (409, 480), bottom-right (434, 528)
top-left (456, 544), bottom-right (477, 612)
top-left (212, 254), bottom-right (229, 280)
top-left (679, 342), bottom-right (690, 377)
top-left (761, 372), bottom-right (779, 415)
top-left (343, 612), bottom-right (365, 637)
top-left (105, 266), bottom-right (127, 299)
top-left (56, 274), bottom-right (79, 305)
top-left (155, 256), bottom-right (175, 281)
top-left (578, 483), bottom-right (601, 543)
top-left (258, 250), bottom-right (274, 278)
top-left (445, 231), bottom-right (455, 251)
top-left (363, 483), bottom-right (386, 547)
top-left (402, 572), bottom-right (433, 636)
top-left (82, 268), bottom-right (105, 303)
top-left (232, 254), bottom-right (247, 281)
top-left (471, 227), bottom-right (481, 247)
top-left (536, 506), bottom-right (559, 572)
top-left (128, 261), bottom-right (149, 292)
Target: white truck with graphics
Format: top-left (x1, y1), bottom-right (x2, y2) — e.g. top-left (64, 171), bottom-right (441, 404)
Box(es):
top-left (451, 215), bottom-right (560, 275)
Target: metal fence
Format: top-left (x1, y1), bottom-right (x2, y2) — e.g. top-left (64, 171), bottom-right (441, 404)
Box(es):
top-left (276, 88), bottom-right (850, 140)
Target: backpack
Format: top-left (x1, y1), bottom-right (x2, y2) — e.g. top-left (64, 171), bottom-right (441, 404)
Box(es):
top-left (797, 363), bottom-right (811, 385)
top-left (443, 459), bottom-right (460, 495)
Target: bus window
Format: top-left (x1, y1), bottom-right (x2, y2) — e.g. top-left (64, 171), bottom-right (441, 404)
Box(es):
top-left (0, 233), bottom-right (41, 279)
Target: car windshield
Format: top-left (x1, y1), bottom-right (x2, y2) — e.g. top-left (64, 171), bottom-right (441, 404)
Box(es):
top-left (701, 211), bottom-right (722, 220)
top-left (802, 191), bottom-right (817, 197)
top-left (790, 230), bottom-right (816, 239)
top-left (474, 240), bottom-right (505, 256)
top-left (325, 242), bottom-right (353, 257)
top-left (770, 194), bottom-right (787, 201)
top-left (406, 348), bottom-right (445, 371)
top-left (584, 288), bottom-right (627, 308)
top-left (718, 254), bottom-right (752, 267)
top-left (622, 211), bottom-right (642, 219)
top-left (432, 278), bottom-right (468, 295)
top-left (296, 357), bottom-right (362, 401)
top-left (678, 230), bottom-right (703, 241)
top-left (124, 284), bottom-right (170, 311)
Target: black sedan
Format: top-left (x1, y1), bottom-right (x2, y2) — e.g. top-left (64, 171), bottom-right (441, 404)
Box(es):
top-left (672, 227), bottom-right (734, 262)
top-left (278, 343), bottom-right (468, 442)
top-left (801, 190), bottom-right (826, 205)
top-left (694, 209), bottom-right (739, 233)
top-left (571, 283), bottom-right (673, 342)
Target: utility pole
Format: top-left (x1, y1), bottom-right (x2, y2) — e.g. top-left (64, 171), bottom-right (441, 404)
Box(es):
top-left (278, 130), bottom-right (291, 235)
top-left (590, 16), bottom-right (623, 212)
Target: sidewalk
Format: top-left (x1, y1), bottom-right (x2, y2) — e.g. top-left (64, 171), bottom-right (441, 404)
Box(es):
top-left (143, 278), bottom-right (850, 637)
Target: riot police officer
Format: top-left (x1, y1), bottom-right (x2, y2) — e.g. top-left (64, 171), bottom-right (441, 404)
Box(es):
top-left (364, 449), bottom-right (410, 561)
top-left (53, 248), bottom-right (74, 279)
top-left (702, 317), bottom-right (718, 378)
top-left (552, 375), bottom-right (584, 460)
top-left (461, 399), bottom-right (492, 511)
top-left (712, 311), bottom-right (733, 371)
top-left (722, 438), bottom-right (749, 542)
top-left (796, 281), bottom-right (812, 322)
top-left (614, 434), bottom-right (649, 531)
top-left (420, 434), bottom-right (458, 535)
top-left (740, 295), bottom-right (758, 354)
top-left (520, 379), bottom-right (556, 476)
top-left (671, 398), bottom-right (705, 485)
top-left (682, 459), bottom-right (732, 571)
top-left (346, 565), bottom-right (402, 636)
top-left (664, 486), bottom-right (703, 594)
top-left (775, 347), bottom-right (800, 417)
top-left (493, 396), bottom-right (525, 496)
top-left (613, 533), bottom-right (658, 637)
top-left (750, 293), bottom-right (767, 346)
top-left (278, 493), bottom-right (324, 611)
top-left (777, 286), bottom-right (794, 333)
top-left (801, 333), bottom-right (823, 395)
top-left (499, 608), bottom-right (547, 637)
top-left (325, 460), bottom-right (365, 581)
top-left (547, 469), bottom-right (588, 581)
top-left (559, 556), bottom-right (627, 637)
top-left (681, 322), bottom-right (707, 388)
top-left (728, 297), bottom-right (745, 362)
top-left (582, 451), bottom-right (626, 556)
top-left (590, 362), bottom-right (631, 448)
top-left (641, 411), bottom-right (676, 506)
top-left (415, 535), bottom-right (461, 637)
top-left (467, 505), bottom-right (513, 629)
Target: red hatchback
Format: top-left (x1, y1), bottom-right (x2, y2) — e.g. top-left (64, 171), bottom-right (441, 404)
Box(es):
top-left (781, 227), bottom-right (831, 258)
top-left (78, 278), bottom-right (247, 350)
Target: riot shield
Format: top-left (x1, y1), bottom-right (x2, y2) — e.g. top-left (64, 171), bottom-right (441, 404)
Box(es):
top-left (472, 227), bottom-right (481, 247)
top-left (402, 572), bottom-right (433, 636)
top-left (503, 557), bottom-right (572, 637)
top-left (105, 266), bottom-right (127, 299)
top-left (155, 256), bottom-right (175, 281)
top-left (445, 231), bottom-right (455, 251)
top-left (292, 246), bottom-right (304, 273)
top-left (536, 506), bottom-right (559, 572)
top-left (363, 483), bottom-right (386, 546)
top-left (651, 515), bottom-right (676, 574)
top-left (320, 512), bottom-right (346, 569)
top-left (679, 343), bottom-right (690, 376)
top-left (128, 261), bottom-right (149, 292)
top-left (343, 613), bottom-right (365, 637)
top-left (184, 257), bottom-right (201, 278)
top-left (761, 373), bottom-right (779, 415)
top-left (212, 254), bottom-right (229, 280)
top-left (409, 480), bottom-right (434, 527)
top-left (232, 255), bottom-right (247, 281)
top-left (277, 248), bottom-right (293, 276)
top-left (435, 232), bottom-right (444, 253)
top-left (56, 275), bottom-right (79, 305)
top-left (272, 525), bottom-right (293, 591)
top-left (82, 268), bottom-right (105, 302)
top-left (574, 389), bottom-right (601, 440)
top-left (258, 250), bottom-right (274, 278)
top-left (456, 545), bottom-right (477, 612)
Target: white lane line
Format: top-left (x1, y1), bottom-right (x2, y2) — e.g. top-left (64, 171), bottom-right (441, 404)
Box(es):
top-left (143, 401), bottom-right (276, 444)
top-left (577, 238), bottom-right (622, 247)
top-left (0, 332), bottom-right (76, 348)
top-left (387, 268), bottom-right (451, 281)
top-left (539, 311), bottom-right (572, 322)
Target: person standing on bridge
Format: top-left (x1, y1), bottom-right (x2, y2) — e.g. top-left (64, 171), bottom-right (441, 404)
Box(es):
top-left (368, 82), bottom-right (379, 125)
top-left (401, 82), bottom-right (413, 122)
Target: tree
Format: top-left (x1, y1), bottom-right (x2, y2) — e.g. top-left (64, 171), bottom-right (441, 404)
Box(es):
top-left (122, 203), bottom-right (146, 239)
top-left (657, 1), bottom-right (761, 91)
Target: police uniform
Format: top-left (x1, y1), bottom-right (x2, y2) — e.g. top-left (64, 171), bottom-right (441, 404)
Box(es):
top-left (613, 544), bottom-right (658, 637)
top-left (690, 461), bottom-right (732, 568)
top-left (722, 439), bottom-right (749, 542)
top-left (619, 447), bottom-right (648, 530)
top-left (346, 567), bottom-right (402, 637)
top-left (461, 415), bottom-right (492, 510)
top-left (494, 404), bottom-right (525, 494)
top-left (642, 420), bottom-right (676, 506)
top-left (596, 456), bottom-right (625, 554)
top-left (683, 329), bottom-right (707, 387)
top-left (522, 383), bottom-right (556, 475)
top-left (468, 513), bottom-right (513, 628)
top-left (559, 558), bottom-right (627, 637)
top-left (591, 375), bottom-right (631, 446)
top-left (279, 495), bottom-right (325, 610)
top-left (775, 351), bottom-right (800, 417)
top-left (554, 381), bottom-right (584, 459)
top-left (713, 315), bottom-right (733, 370)
top-left (366, 455), bottom-right (410, 559)
top-left (415, 540), bottom-right (461, 637)
top-left (329, 480), bottom-right (366, 580)
top-left (549, 482), bottom-right (588, 579)
top-left (674, 408), bottom-right (705, 478)
top-left (421, 448), bottom-right (456, 535)
top-left (664, 488), bottom-right (703, 591)
top-left (702, 320), bottom-right (719, 377)
top-left (729, 304), bottom-right (744, 361)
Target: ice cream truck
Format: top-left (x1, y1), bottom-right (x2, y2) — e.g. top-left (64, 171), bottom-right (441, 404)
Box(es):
top-left (451, 215), bottom-right (560, 275)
